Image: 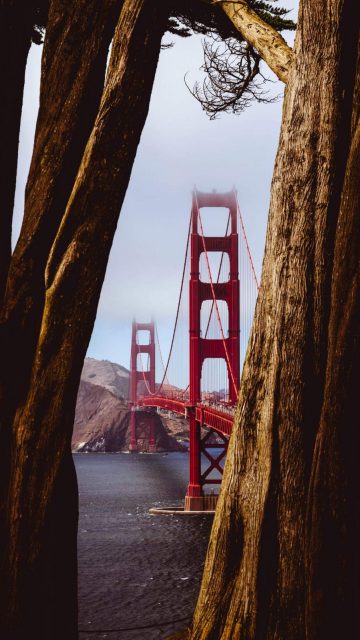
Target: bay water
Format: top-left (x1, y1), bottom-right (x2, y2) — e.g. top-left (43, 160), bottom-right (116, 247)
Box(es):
top-left (75, 452), bottom-right (213, 639)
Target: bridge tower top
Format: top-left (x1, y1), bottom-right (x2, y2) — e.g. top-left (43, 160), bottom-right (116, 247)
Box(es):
top-left (189, 189), bottom-right (240, 405)
top-left (191, 189), bottom-right (238, 236)
top-left (130, 320), bottom-right (155, 405)
top-left (129, 320), bottom-right (156, 452)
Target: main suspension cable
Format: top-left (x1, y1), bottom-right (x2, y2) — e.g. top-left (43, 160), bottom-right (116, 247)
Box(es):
top-left (236, 195), bottom-right (259, 291)
top-left (157, 212), bottom-right (191, 393)
top-left (155, 323), bottom-right (170, 388)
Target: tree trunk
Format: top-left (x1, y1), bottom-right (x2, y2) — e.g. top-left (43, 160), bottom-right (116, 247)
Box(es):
top-left (0, 0), bottom-right (122, 590)
top-left (0, 0), bottom-right (168, 637)
top-left (188, 1), bottom-right (359, 639)
top-left (306, 58), bottom-right (360, 639)
top-left (0, 2), bottom-right (34, 301)
top-left (0, 0), bottom-right (122, 423)
top-left (0, 2), bottom-right (122, 630)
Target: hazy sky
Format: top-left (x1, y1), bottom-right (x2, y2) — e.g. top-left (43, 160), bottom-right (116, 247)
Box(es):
top-left (14, 1), bottom-right (299, 372)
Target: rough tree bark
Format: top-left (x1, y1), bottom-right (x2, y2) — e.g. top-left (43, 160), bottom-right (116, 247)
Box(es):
top-left (205, 0), bottom-right (294, 82)
top-left (186, 1), bottom-right (359, 639)
top-left (0, 2), bottom-right (36, 301)
top-left (0, 0), bottom-right (123, 631)
top-left (0, 0), bottom-right (168, 638)
top-left (0, 0), bottom-right (122, 426)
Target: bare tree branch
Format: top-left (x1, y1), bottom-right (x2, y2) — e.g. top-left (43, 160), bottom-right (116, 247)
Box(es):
top-left (202, 0), bottom-right (294, 83)
top-left (187, 35), bottom-right (277, 118)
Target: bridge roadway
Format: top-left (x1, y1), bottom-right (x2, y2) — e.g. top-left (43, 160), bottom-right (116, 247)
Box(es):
top-left (137, 394), bottom-right (234, 438)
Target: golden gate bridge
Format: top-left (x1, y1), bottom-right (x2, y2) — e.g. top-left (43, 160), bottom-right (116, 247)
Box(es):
top-left (128, 189), bottom-right (258, 511)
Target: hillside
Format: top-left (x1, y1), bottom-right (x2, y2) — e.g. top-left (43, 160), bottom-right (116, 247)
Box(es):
top-left (72, 358), bottom-right (187, 452)
top-left (81, 357), bottom-right (129, 399)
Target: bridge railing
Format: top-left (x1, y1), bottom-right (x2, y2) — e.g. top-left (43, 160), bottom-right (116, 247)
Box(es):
top-left (135, 394), bottom-right (234, 438)
top-left (136, 388), bottom-right (236, 421)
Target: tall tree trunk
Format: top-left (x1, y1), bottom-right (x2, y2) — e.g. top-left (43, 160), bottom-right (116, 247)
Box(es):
top-left (188, 1), bottom-right (359, 639)
top-left (0, 0), bottom-right (122, 582)
top-left (0, 0), bottom-right (168, 638)
top-left (0, 0), bottom-right (122, 423)
top-left (306, 59), bottom-right (360, 639)
top-left (0, 2), bottom-right (35, 301)
top-left (0, 2), bottom-right (121, 631)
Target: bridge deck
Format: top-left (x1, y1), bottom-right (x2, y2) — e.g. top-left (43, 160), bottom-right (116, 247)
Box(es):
top-left (137, 396), bottom-right (234, 438)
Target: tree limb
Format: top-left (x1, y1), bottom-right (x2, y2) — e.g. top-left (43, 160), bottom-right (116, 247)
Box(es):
top-left (203, 0), bottom-right (294, 83)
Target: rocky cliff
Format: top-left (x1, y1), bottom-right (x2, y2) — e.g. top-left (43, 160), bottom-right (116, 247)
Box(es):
top-left (81, 357), bottom-right (129, 399)
top-left (72, 358), bottom-right (187, 452)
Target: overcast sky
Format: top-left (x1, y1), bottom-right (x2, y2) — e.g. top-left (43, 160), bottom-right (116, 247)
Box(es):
top-left (14, 1), bottom-right (299, 373)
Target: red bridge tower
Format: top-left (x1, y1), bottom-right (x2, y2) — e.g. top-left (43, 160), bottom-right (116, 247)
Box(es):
top-left (185, 190), bottom-right (240, 510)
top-left (129, 320), bottom-right (156, 452)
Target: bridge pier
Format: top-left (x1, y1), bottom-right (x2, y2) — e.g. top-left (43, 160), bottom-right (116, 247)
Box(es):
top-left (184, 493), bottom-right (219, 512)
top-left (129, 406), bottom-right (138, 452)
top-left (187, 412), bottom-right (202, 493)
top-left (185, 414), bottom-right (228, 511)
top-left (184, 407), bottom-right (209, 511)
top-left (185, 411), bottom-right (203, 510)
top-left (148, 411), bottom-right (157, 452)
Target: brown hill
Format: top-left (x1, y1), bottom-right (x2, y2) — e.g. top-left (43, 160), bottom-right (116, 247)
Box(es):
top-left (72, 374), bottom-right (186, 453)
top-left (81, 357), bottom-right (129, 399)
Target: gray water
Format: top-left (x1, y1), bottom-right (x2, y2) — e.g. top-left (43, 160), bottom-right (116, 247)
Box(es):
top-left (75, 453), bottom-right (213, 640)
